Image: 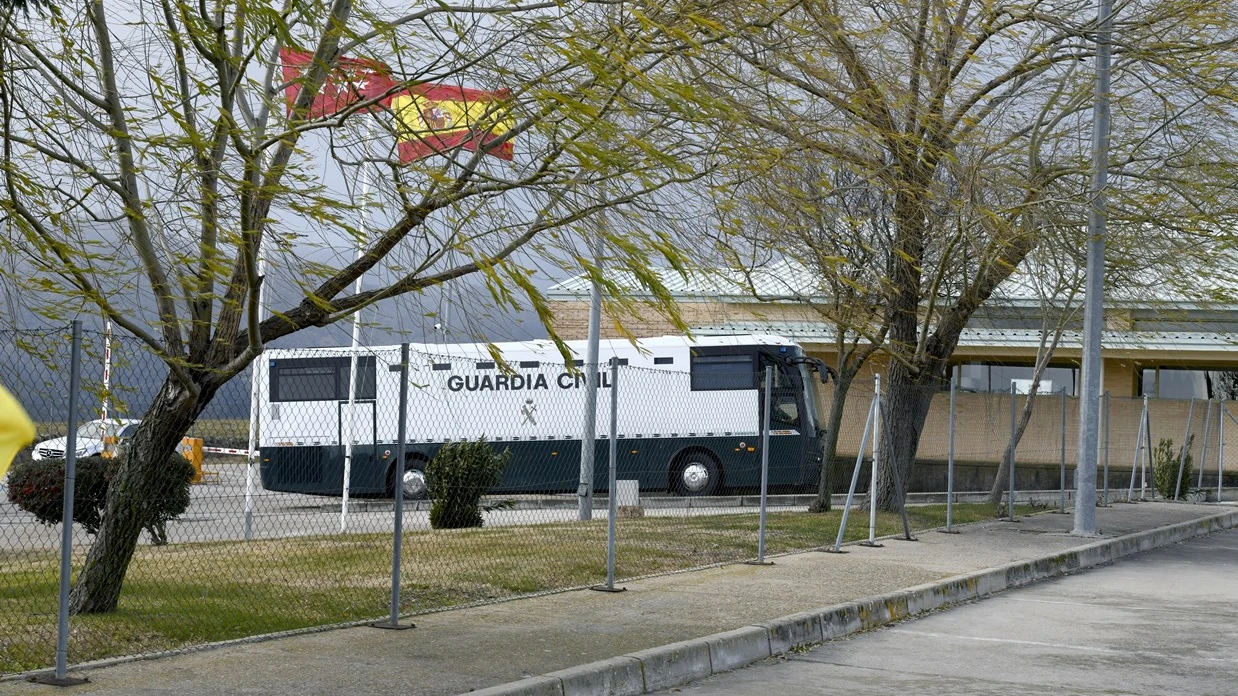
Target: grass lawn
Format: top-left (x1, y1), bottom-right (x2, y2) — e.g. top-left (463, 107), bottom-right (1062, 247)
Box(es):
top-left (0, 502), bottom-right (1030, 673)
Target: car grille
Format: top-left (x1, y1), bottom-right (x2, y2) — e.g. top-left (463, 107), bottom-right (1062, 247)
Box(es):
top-left (38, 447), bottom-right (64, 459)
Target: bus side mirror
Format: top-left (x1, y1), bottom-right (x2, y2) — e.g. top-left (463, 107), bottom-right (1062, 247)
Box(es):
top-left (811, 360), bottom-right (836, 384)
top-left (784, 355), bottom-right (836, 384)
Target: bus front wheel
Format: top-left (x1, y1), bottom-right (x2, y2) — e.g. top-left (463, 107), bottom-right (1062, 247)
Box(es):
top-left (391, 456), bottom-right (429, 501)
top-left (671, 450), bottom-right (721, 497)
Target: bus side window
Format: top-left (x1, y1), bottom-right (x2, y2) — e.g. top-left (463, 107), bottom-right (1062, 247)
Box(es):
top-left (270, 357), bottom-right (377, 402)
top-left (690, 354), bottom-right (756, 391)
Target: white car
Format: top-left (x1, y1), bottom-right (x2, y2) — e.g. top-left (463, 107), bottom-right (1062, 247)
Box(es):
top-left (31, 419), bottom-right (141, 461)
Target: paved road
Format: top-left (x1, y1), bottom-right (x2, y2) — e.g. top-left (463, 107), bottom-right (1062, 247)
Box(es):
top-left (667, 527), bottom-right (1238, 696)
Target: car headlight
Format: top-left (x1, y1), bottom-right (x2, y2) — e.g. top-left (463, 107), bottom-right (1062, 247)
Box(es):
top-left (75, 448), bottom-right (88, 457)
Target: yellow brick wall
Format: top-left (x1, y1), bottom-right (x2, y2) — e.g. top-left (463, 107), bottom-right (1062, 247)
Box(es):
top-left (548, 297), bottom-right (1238, 481)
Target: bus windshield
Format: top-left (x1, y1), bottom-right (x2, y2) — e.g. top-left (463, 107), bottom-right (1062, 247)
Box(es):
top-left (798, 363), bottom-right (822, 433)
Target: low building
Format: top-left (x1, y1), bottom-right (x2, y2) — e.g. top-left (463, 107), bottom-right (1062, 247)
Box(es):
top-left (546, 263), bottom-right (1238, 493)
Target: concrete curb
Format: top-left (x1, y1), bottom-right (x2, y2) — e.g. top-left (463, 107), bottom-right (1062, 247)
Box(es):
top-left (460, 508), bottom-right (1238, 696)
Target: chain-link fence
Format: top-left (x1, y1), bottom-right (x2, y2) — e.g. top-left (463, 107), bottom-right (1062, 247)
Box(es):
top-left (3, 327), bottom-right (1236, 675)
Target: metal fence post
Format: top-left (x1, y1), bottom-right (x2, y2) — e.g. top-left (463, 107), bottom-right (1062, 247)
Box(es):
top-left (824, 397), bottom-right (876, 553)
top-left (38, 321), bottom-right (88, 686)
top-left (1219, 401), bottom-right (1227, 502)
top-left (374, 344), bottom-right (413, 630)
top-left (1199, 399), bottom-right (1213, 490)
top-left (941, 371), bottom-right (958, 534)
top-left (1174, 398), bottom-right (1196, 500)
top-left (1102, 391), bottom-right (1111, 505)
top-left (1141, 399), bottom-right (1153, 500)
top-left (1127, 396), bottom-right (1148, 502)
top-left (748, 367), bottom-right (774, 564)
top-left (593, 360), bottom-right (625, 591)
top-left (1007, 382), bottom-right (1017, 521)
top-left (1059, 389), bottom-right (1068, 513)
top-left (862, 376), bottom-right (883, 547)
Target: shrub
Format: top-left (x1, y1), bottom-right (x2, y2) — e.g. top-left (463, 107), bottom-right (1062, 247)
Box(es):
top-left (1153, 435), bottom-right (1193, 500)
top-left (426, 439), bottom-right (510, 529)
top-left (7, 452), bottom-right (195, 539)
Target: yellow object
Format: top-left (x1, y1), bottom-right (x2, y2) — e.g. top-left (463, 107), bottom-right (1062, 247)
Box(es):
top-left (178, 437), bottom-right (205, 483)
top-left (0, 384), bottom-right (36, 477)
top-left (101, 435), bottom-right (119, 458)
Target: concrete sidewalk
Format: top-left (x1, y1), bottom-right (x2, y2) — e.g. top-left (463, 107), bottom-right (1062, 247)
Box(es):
top-left (5, 502), bottom-right (1233, 696)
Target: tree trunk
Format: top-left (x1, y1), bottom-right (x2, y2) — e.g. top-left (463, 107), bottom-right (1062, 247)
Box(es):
top-left (875, 185), bottom-right (932, 512)
top-left (988, 390), bottom-right (1045, 504)
top-left (809, 370), bottom-right (855, 513)
top-left (68, 374), bottom-right (217, 614)
top-left (874, 359), bottom-right (942, 511)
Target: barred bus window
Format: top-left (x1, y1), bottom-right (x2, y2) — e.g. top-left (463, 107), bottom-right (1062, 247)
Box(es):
top-left (270, 357), bottom-right (376, 402)
top-left (690, 354), bottom-right (755, 391)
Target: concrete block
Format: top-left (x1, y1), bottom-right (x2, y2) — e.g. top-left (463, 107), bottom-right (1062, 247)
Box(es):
top-left (549, 656), bottom-right (644, 696)
top-left (758, 611), bottom-right (822, 655)
top-left (973, 567), bottom-right (1009, 596)
top-left (905, 580), bottom-right (951, 615)
top-left (464, 676), bottom-right (564, 696)
top-left (616, 480), bottom-right (644, 518)
top-left (626, 638), bottom-right (712, 692)
top-left (706, 626), bottom-right (771, 673)
top-left (819, 604), bottom-right (861, 640)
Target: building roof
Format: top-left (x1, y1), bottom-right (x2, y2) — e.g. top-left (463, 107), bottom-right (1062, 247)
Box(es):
top-left (692, 321), bottom-right (1238, 354)
top-left (547, 258), bottom-right (1238, 310)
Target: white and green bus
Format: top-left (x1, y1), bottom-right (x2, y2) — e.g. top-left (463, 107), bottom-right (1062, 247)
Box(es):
top-left (255, 334), bottom-right (831, 499)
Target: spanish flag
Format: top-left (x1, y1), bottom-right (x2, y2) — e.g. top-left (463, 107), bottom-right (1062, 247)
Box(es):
top-left (0, 384), bottom-right (35, 477)
top-left (280, 48), bottom-right (397, 119)
top-left (393, 84), bottom-right (514, 163)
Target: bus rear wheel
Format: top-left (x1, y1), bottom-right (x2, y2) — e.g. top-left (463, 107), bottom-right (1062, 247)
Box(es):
top-left (671, 450), bottom-right (721, 497)
top-left (391, 456), bottom-right (429, 501)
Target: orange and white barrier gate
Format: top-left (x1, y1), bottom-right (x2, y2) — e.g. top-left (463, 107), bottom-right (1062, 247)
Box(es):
top-left (203, 446), bottom-right (253, 456)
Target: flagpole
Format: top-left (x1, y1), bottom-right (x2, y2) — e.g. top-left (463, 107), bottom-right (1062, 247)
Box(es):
top-left (341, 119), bottom-right (374, 533)
top-left (101, 318), bottom-right (111, 443)
top-left (244, 242), bottom-right (265, 542)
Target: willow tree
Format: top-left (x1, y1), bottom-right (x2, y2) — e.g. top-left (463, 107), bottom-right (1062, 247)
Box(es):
top-left (0, 0), bottom-right (738, 612)
top-left (712, 161), bottom-right (891, 512)
top-left (702, 0), bottom-right (1238, 509)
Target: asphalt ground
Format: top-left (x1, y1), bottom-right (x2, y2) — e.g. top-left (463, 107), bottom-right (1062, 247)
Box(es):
top-left (0, 457), bottom-right (1084, 550)
top-left (0, 457), bottom-right (864, 550)
top-left (665, 526), bottom-right (1238, 696)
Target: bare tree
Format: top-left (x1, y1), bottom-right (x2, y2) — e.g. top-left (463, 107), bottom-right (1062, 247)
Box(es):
top-left (715, 161), bottom-right (891, 512)
top-left (987, 232), bottom-right (1085, 505)
top-left (0, 0), bottom-right (743, 612)
top-left (701, 0), bottom-right (1238, 509)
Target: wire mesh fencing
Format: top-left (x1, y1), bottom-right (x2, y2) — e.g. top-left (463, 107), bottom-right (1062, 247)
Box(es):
top-left (5, 328), bottom-right (1237, 676)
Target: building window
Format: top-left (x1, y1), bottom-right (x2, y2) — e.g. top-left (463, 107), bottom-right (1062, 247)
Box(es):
top-left (956, 362), bottom-right (1077, 395)
top-left (1139, 367), bottom-right (1238, 400)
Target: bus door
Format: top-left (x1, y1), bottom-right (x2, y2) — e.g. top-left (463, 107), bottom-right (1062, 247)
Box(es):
top-left (758, 356), bottom-right (811, 488)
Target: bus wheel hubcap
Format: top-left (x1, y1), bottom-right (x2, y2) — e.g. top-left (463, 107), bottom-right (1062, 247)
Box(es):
top-left (682, 463), bottom-right (710, 493)
top-left (402, 469), bottom-right (427, 498)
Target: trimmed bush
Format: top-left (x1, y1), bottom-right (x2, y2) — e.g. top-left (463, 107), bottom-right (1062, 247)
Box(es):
top-left (7, 452), bottom-right (195, 541)
top-left (1153, 435), bottom-right (1193, 500)
top-left (426, 439), bottom-right (510, 529)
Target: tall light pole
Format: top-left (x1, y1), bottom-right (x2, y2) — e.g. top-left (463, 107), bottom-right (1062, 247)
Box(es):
top-left (578, 234), bottom-right (602, 521)
top-left (1074, 0), bottom-right (1113, 537)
